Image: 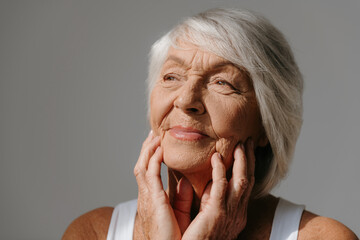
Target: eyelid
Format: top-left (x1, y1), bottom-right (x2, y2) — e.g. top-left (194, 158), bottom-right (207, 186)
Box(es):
top-left (163, 73), bottom-right (180, 81)
top-left (212, 77), bottom-right (242, 94)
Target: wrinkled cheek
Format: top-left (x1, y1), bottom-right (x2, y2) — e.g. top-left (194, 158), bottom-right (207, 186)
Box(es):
top-left (149, 90), bottom-right (173, 137)
top-left (215, 138), bottom-right (237, 170)
top-left (149, 112), bottom-right (160, 135)
top-left (149, 90), bottom-right (162, 132)
top-left (211, 116), bottom-right (245, 171)
top-left (150, 111), bottom-right (164, 137)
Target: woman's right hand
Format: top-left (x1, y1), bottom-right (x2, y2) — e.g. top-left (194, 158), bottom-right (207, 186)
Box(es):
top-left (133, 131), bottom-right (182, 240)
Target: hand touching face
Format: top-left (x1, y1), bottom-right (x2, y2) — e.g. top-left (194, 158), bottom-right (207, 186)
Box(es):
top-left (133, 131), bottom-right (256, 240)
top-left (150, 41), bottom-right (267, 176)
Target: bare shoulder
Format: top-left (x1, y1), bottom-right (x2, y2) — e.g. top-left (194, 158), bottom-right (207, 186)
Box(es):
top-left (298, 210), bottom-right (358, 240)
top-left (62, 207), bottom-right (114, 240)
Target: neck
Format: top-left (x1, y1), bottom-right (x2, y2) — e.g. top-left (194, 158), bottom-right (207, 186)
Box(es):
top-left (167, 168), bottom-right (212, 215)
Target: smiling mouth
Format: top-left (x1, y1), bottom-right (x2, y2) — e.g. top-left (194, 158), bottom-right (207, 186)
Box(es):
top-left (169, 126), bottom-right (208, 141)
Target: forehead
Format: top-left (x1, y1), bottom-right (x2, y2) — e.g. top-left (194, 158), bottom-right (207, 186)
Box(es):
top-left (164, 41), bottom-right (237, 71)
top-left (161, 41), bottom-right (253, 89)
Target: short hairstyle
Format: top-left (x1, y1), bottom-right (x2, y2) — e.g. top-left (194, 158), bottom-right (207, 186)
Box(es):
top-left (147, 8), bottom-right (303, 198)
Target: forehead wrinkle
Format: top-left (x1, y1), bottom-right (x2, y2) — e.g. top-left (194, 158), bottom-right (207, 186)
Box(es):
top-left (165, 51), bottom-right (237, 75)
top-left (164, 55), bottom-right (188, 69)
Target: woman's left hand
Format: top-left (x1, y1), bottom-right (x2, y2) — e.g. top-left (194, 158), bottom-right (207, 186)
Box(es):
top-left (182, 139), bottom-right (255, 240)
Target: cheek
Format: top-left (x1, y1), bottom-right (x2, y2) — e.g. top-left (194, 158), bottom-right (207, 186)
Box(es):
top-left (209, 97), bottom-right (262, 169)
top-left (207, 99), bottom-right (244, 168)
top-left (210, 96), bottom-right (262, 139)
top-left (208, 98), bottom-right (247, 138)
top-left (149, 87), bottom-right (175, 135)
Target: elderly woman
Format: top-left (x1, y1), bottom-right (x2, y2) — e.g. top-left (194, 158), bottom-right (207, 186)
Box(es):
top-left (63, 8), bottom-right (357, 240)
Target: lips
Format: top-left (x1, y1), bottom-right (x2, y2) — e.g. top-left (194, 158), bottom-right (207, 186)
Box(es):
top-left (168, 125), bottom-right (208, 141)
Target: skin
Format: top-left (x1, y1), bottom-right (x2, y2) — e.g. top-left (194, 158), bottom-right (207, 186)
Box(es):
top-left (133, 132), bottom-right (256, 239)
top-left (62, 43), bottom-right (358, 240)
top-left (149, 42), bottom-right (268, 204)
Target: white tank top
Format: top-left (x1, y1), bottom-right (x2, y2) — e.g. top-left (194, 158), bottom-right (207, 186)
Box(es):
top-left (106, 198), bottom-right (304, 240)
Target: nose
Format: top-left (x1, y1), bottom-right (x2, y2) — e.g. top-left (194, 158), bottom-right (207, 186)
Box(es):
top-left (174, 81), bottom-right (205, 114)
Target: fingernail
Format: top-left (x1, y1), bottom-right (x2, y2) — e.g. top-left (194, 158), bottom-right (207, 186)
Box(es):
top-left (148, 130), bottom-right (153, 136)
top-left (217, 152), bottom-right (222, 159)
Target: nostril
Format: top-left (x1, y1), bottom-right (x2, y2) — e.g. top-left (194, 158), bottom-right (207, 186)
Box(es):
top-left (188, 108), bottom-right (198, 113)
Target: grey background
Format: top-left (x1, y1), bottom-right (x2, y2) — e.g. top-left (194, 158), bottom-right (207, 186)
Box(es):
top-left (0, 0), bottom-right (359, 239)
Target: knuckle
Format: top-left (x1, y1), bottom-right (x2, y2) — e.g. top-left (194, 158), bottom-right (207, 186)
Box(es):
top-left (240, 178), bottom-right (249, 189)
top-left (133, 166), bottom-right (144, 177)
top-left (218, 178), bottom-right (228, 188)
top-left (138, 187), bottom-right (148, 195)
top-left (235, 178), bottom-right (249, 190)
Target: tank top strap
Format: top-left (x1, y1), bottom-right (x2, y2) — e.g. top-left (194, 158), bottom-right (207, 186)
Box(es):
top-left (269, 198), bottom-right (305, 240)
top-left (107, 198), bottom-right (304, 240)
top-left (106, 199), bottom-right (137, 240)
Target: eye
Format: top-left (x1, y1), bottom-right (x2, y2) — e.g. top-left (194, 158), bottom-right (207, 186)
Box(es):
top-left (160, 73), bottom-right (183, 88)
top-left (163, 74), bottom-right (178, 81)
top-left (215, 80), bottom-right (228, 86)
top-left (214, 78), bottom-right (234, 89)
top-left (211, 78), bottom-right (242, 95)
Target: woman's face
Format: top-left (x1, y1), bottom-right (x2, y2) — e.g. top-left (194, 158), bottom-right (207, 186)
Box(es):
top-left (150, 42), bottom-right (267, 174)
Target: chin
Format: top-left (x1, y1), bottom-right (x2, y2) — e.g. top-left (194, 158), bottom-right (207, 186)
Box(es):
top-left (162, 145), bottom-right (214, 174)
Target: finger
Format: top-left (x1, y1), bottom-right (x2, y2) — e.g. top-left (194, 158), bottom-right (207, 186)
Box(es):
top-left (147, 146), bottom-right (163, 177)
top-left (138, 130), bottom-right (157, 162)
top-left (173, 177), bottom-right (193, 234)
top-left (134, 136), bottom-right (160, 190)
top-left (199, 181), bottom-right (211, 211)
top-left (242, 138), bottom-right (255, 204)
top-left (134, 135), bottom-right (160, 172)
top-left (246, 138), bottom-right (255, 180)
top-left (146, 146), bottom-right (165, 191)
top-left (232, 143), bottom-right (248, 194)
top-left (167, 169), bottom-right (179, 205)
top-left (143, 130), bottom-right (155, 145)
top-left (227, 143), bottom-right (248, 211)
top-left (139, 130), bottom-right (156, 156)
top-left (209, 152), bottom-right (228, 203)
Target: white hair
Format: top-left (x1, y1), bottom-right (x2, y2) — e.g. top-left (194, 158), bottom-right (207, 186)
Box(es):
top-left (147, 8), bottom-right (303, 198)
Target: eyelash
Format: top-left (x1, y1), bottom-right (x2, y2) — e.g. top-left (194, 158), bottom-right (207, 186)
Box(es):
top-left (214, 78), bottom-right (241, 93)
top-left (162, 74), bottom-right (242, 94)
top-left (163, 74), bottom-right (179, 81)
top-left (215, 79), bottom-right (228, 86)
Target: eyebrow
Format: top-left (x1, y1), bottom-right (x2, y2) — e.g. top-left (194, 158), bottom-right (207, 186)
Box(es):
top-left (164, 55), bottom-right (235, 70)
